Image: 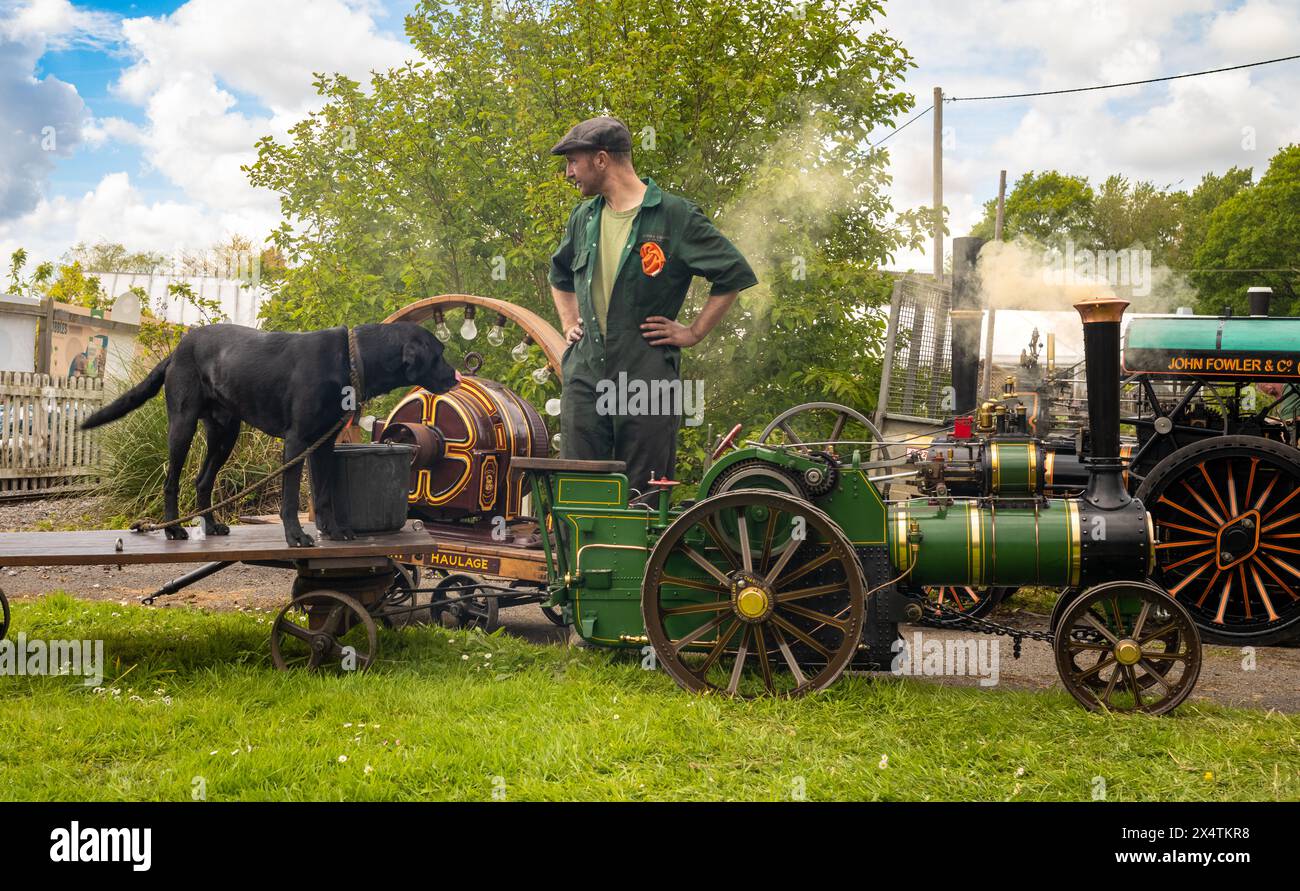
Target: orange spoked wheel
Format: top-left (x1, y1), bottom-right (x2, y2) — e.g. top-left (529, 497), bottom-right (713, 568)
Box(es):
top-left (1137, 436), bottom-right (1300, 646)
top-left (921, 585), bottom-right (1015, 624)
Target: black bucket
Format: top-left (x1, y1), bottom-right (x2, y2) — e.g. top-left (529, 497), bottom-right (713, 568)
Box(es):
top-left (330, 442), bottom-right (416, 535)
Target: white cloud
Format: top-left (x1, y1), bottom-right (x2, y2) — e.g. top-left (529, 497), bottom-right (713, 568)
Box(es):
top-left (97, 0), bottom-right (415, 249)
top-left (1207, 0), bottom-right (1300, 56)
top-left (0, 3), bottom-right (93, 219)
top-left (1, 0), bottom-right (118, 50)
top-left (0, 171), bottom-right (278, 266)
top-left (2, 0), bottom-right (415, 262)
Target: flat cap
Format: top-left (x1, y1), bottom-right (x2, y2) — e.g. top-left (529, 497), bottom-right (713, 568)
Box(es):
top-left (550, 116), bottom-right (632, 155)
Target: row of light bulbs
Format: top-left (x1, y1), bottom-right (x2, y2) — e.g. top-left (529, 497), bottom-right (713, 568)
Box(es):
top-left (432, 307), bottom-right (553, 384)
top-left (428, 306), bottom-right (564, 454)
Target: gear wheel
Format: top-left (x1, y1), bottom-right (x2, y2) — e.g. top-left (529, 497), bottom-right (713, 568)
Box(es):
top-left (706, 458), bottom-right (808, 499)
top-left (801, 450), bottom-right (840, 497)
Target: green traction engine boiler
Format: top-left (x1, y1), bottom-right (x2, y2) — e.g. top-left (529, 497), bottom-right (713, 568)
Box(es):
top-left (519, 297), bottom-right (1202, 713)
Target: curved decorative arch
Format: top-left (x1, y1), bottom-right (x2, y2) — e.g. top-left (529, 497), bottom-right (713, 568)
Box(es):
top-left (383, 294), bottom-right (567, 375)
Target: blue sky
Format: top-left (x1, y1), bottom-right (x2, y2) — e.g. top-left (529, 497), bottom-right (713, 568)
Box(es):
top-left (2, 0), bottom-right (1298, 274)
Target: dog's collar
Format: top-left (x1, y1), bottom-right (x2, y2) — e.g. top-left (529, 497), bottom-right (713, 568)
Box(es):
top-left (347, 327), bottom-right (366, 418)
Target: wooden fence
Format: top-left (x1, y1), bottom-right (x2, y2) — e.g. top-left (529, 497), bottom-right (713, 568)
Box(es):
top-left (0, 372), bottom-right (106, 499)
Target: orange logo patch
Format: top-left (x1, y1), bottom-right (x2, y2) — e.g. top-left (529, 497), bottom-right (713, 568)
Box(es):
top-left (640, 242), bottom-right (665, 277)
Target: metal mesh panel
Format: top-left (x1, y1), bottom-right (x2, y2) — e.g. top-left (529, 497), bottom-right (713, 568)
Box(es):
top-left (885, 276), bottom-right (952, 425)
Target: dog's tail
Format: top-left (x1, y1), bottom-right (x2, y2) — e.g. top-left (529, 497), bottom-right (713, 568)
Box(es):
top-left (79, 355), bottom-right (172, 430)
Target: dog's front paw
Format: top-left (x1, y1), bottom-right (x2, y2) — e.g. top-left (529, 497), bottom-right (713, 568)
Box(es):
top-left (205, 521), bottom-right (230, 536)
top-left (336, 526), bottom-right (356, 541)
top-left (285, 528), bottom-right (317, 548)
top-left (164, 524), bottom-right (189, 541)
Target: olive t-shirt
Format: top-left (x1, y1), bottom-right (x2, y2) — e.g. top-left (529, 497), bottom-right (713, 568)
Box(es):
top-left (591, 203), bottom-right (640, 334)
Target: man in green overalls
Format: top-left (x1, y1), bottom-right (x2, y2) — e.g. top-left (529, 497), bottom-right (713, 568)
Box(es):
top-left (548, 116), bottom-right (757, 498)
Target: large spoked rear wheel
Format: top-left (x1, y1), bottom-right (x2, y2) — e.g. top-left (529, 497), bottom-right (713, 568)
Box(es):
top-left (1053, 581), bottom-right (1201, 715)
top-left (641, 491), bottom-right (866, 698)
top-left (1137, 436), bottom-right (1300, 645)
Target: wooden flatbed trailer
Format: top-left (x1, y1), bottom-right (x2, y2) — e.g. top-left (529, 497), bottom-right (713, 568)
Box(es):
top-left (0, 522), bottom-right (525, 671)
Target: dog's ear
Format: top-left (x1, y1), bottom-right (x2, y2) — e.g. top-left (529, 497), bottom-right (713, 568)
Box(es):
top-left (402, 338), bottom-right (431, 383)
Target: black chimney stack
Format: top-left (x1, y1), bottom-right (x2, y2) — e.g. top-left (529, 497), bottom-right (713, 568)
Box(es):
top-left (1075, 297), bottom-right (1131, 510)
top-left (950, 236), bottom-right (985, 415)
top-left (1248, 286), bottom-right (1273, 317)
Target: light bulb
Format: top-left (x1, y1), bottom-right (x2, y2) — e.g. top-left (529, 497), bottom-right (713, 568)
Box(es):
top-left (487, 314), bottom-right (507, 346)
top-left (532, 365), bottom-right (551, 384)
top-left (460, 317), bottom-right (478, 340)
top-left (511, 339), bottom-right (530, 362)
top-left (545, 398), bottom-right (561, 416)
top-left (433, 310), bottom-right (451, 342)
top-left (550, 432), bottom-right (562, 453)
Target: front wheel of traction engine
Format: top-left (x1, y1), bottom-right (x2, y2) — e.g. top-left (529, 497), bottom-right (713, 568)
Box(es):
top-left (1053, 581), bottom-right (1201, 715)
top-left (641, 490), bottom-right (866, 698)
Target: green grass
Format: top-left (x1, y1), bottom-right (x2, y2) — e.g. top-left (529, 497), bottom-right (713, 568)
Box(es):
top-left (1, 594), bottom-right (1297, 801)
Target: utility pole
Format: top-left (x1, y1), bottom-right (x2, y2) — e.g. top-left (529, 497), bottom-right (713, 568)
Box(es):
top-left (932, 87), bottom-right (943, 282)
top-left (982, 169), bottom-right (1007, 399)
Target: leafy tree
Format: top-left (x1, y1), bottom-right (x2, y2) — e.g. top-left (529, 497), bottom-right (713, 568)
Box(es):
top-left (1191, 145), bottom-right (1300, 315)
top-left (971, 170), bottom-right (1095, 245)
top-left (6, 248), bottom-right (54, 298)
top-left (46, 261), bottom-right (113, 313)
top-left (1165, 166), bottom-right (1253, 270)
top-left (246, 0), bottom-right (926, 479)
top-left (1090, 175), bottom-right (1182, 254)
top-left (62, 242), bottom-right (165, 275)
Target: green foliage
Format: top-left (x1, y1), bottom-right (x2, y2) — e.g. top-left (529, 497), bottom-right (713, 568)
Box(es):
top-left (971, 170), bottom-right (1096, 244)
top-left (46, 261), bottom-right (113, 313)
top-left (246, 0), bottom-right (925, 467)
top-left (1090, 174), bottom-right (1184, 255)
top-left (1191, 145), bottom-right (1300, 315)
top-left (61, 242), bottom-right (165, 275)
top-left (1164, 166), bottom-right (1254, 270)
top-left (6, 248), bottom-right (54, 298)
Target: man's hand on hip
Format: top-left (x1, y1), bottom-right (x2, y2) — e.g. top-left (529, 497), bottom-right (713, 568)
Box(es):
top-left (565, 320), bottom-right (585, 344)
top-left (641, 316), bottom-right (701, 348)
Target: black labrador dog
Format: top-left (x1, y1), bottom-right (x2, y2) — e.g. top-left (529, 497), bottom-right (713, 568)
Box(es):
top-left (81, 322), bottom-right (459, 547)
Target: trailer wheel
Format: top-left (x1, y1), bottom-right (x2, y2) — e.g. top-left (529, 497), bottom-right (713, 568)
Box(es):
top-left (1053, 581), bottom-right (1200, 715)
top-left (1137, 435), bottom-right (1300, 645)
top-left (641, 490), bottom-right (865, 698)
top-left (271, 590), bottom-right (378, 673)
top-left (375, 564), bottom-right (421, 628)
top-left (432, 573), bottom-right (499, 632)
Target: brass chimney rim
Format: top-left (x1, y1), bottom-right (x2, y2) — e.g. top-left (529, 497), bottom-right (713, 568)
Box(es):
top-left (1074, 296), bottom-right (1130, 325)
